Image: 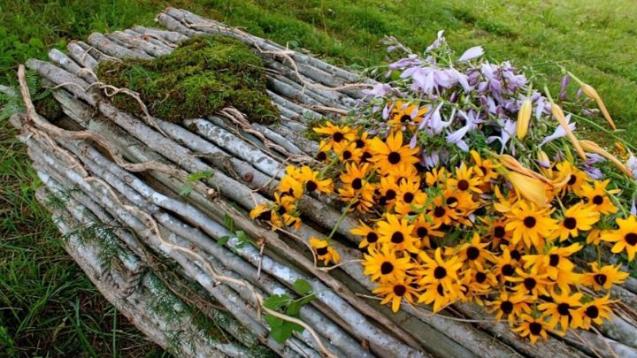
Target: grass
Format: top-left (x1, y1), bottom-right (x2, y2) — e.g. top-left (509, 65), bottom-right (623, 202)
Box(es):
top-left (1, 0), bottom-right (636, 355)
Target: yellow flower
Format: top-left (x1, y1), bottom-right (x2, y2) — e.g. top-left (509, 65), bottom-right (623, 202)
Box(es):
top-left (338, 162), bottom-right (376, 212)
top-left (493, 246), bottom-right (522, 282)
top-left (505, 201), bottom-right (557, 250)
top-left (376, 175), bottom-right (401, 208)
top-left (416, 248), bottom-right (463, 312)
top-left (488, 291), bottom-right (532, 325)
top-left (601, 215), bottom-right (637, 260)
top-left (394, 179), bottom-right (427, 215)
top-left (538, 291), bottom-right (583, 332)
top-left (309, 237), bottom-right (341, 265)
top-left (448, 162), bottom-right (482, 194)
top-left (425, 166), bottom-right (449, 187)
top-left (516, 98), bottom-right (532, 140)
top-left (506, 171), bottom-right (551, 207)
top-left (456, 233), bottom-right (494, 271)
top-left (522, 243), bottom-right (581, 284)
top-left (313, 122), bottom-right (356, 152)
top-left (351, 221), bottom-right (380, 251)
top-left (363, 245), bottom-right (413, 282)
top-left (369, 131), bottom-right (419, 174)
top-left (582, 262), bottom-right (629, 291)
top-left (470, 150), bottom-right (498, 185)
top-left (387, 100), bottom-right (428, 129)
top-left (508, 269), bottom-right (553, 298)
top-left (335, 141), bottom-right (364, 163)
top-left (412, 214), bottom-right (443, 249)
top-left (376, 214), bottom-right (419, 253)
top-left (576, 295), bottom-right (614, 329)
top-left (513, 315), bottom-right (552, 344)
top-left (373, 276), bottom-right (418, 313)
top-left (294, 165), bottom-right (333, 194)
top-left (427, 195), bottom-right (460, 227)
top-left (485, 218), bottom-right (510, 249)
top-left (278, 174), bottom-right (304, 200)
top-left (580, 180), bottom-right (618, 215)
top-left (555, 202), bottom-right (600, 241)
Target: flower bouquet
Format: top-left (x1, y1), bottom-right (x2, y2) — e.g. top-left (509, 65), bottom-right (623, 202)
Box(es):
top-left (251, 31), bottom-right (637, 343)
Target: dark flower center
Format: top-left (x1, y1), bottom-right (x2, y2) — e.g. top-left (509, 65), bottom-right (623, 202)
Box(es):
top-left (529, 322), bottom-right (543, 335)
top-left (437, 284), bottom-right (445, 295)
top-left (393, 284), bottom-right (407, 296)
top-left (355, 139), bottom-right (365, 148)
top-left (306, 180), bottom-right (317, 192)
top-left (316, 151), bottom-right (327, 161)
top-left (466, 247), bottom-right (480, 260)
top-left (388, 152), bottom-right (401, 164)
top-left (524, 277), bottom-right (537, 291)
top-left (416, 227), bottom-right (428, 238)
top-left (549, 254), bottom-right (560, 267)
top-left (446, 197), bottom-right (458, 206)
top-left (352, 178), bottom-right (363, 190)
top-left (316, 247), bottom-right (329, 256)
top-left (434, 206), bottom-right (446, 218)
top-left (523, 216), bottom-right (537, 228)
top-left (391, 232), bottom-right (405, 244)
top-left (502, 264), bottom-right (515, 276)
top-left (494, 226), bottom-right (506, 238)
top-left (510, 250), bottom-right (521, 261)
top-left (500, 301), bottom-right (513, 314)
top-left (626, 233), bottom-right (637, 246)
top-left (568, 174), bottom-right (577, 185)
top-left (592, 195), bottom-right (604, 205)
top-left (333, 132), bottom-right (344, 142)
top-left (361, 152), bottom-right (372, 162)
top-left (594, 274), bottom-right (607, 286)
top-left (343, 150), bottom-right (352, 160)
top-left (557, 303), bottom-right (571, 316)
top-left (563, 217), bottom-right (577, 230)
top-left (475, 272), bottom-right (487, 283)
top-left (585, 305), bottom-right (599, 319)
top-left (277, 206), bottom-right (287, 215)
top-left (457, 179), bottom-right (470, 191)
top-left (403, 192), bottom-right (415, 203)
top-left (385, 189), bottom-right (397, 200)
top-left (400, 114), bottom-right (411, 123)
top-left (380, 262), bottom-right (394, 275)
top-left (257, 210), bottom-right (272, 221)
top-left (366, 232), bottom-right (379, 243)
top-left (434, 266), bottom-right (447, 279)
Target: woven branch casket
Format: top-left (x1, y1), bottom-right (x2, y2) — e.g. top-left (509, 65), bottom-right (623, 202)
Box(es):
top-left (11, 7), bottom-right (637, 358)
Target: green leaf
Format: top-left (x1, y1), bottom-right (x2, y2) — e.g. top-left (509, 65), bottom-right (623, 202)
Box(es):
top-left (187, 170), bottom-right (213, 182)
top-left (217, 236), bottom-right (230, 246)
top-left (223, 214), bottom-right (235, 232)
top-left (263, 294), bottom-right (290, 310)
top-left (286, 294), bottom-right (315, 317)
top-left (178, 184), bottom-right (193, 197)
top-left (292, 279), bottom-right (313, 296)
top-left (264, 315), bottom-right (303, 344)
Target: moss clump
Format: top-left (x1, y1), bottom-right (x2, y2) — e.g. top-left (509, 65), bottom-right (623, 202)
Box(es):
top-left (96, 36), bottom-right (278, 124)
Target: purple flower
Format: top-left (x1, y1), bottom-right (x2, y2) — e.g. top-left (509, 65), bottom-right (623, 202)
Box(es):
top-left (559, 75), bottom-right (571, 101)
top-left (458, 46), bottom-right (484, 62)
top-left (487, 119), bottom-right (516, 152)
top-left (364, 83), bottom-right (394, 98)
top-left (426, 30), bottom-right (446, 52)
top-left (420, 103), bottom-right (452, 134)
top-left (389, 55), bottom-right (421, 70)
top-left (540, 114), bottom-right (575, 146)
top-left (382, 103), bottom-right (392, 120)
top-left (627, 155), bottom-right (637, 179)
top-left (401, 66), bottom-right (469, 95)
top-left (630, 199), bottom-right (636, 216)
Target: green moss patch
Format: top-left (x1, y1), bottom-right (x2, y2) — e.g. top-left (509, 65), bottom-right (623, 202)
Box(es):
top-left (96, 36), bottom-right (278, 124)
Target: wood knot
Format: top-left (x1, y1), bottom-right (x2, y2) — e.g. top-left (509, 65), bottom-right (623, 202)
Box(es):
top-left (207, 188), bottom-right (218, 199)
top-left (243, 172), bottom-right (254, 183)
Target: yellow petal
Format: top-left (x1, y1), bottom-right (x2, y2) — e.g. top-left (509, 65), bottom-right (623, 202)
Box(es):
top-left (580, 140), bottom-right (633, 177)
top-left (581, 83), bottom-right (616, 130)
top-left (516, 98), bottom-right (532, 140)
top-left (551, 103), bottom-right (586, 160)
top-left (507, 171), bottom-right (550, 207)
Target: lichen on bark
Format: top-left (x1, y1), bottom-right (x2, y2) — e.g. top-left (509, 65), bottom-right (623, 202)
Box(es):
top-left (96, 36), bottom-right (278, 124)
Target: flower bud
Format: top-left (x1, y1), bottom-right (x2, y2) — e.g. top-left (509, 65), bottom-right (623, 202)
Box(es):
top-left (516, 98), bottom-right (532, 140)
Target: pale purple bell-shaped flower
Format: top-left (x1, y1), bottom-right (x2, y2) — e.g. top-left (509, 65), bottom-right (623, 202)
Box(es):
top-left (540, 114), bottom-right (576, 146)
top-left (458, 46), bottom-right (484, 62)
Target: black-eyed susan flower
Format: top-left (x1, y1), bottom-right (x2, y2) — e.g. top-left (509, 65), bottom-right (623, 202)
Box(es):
top-left (456, 233), bottom-right (494, 271)
top-left (538, 291), bottom-right (583, 332)
top-left (387, 100), bottom-right (427, 129)
top-left (485, 218), bottom-right (510, 248)
top-left (493, 247), bottom-right (520, 282)
top-left (602, 215), bottom-right (637, 260)
top-left (554, 161), bottom-right (589, 196)
top-left (351, 221), bottom-right (380, 251)
top-left (416, 248), bottom-right (463, 303)
top-left (509, 269), bottom-right (553, 298)
top-left (376, 175), bottom-right (401, 208)
top-left (363, 245), bottom-right (412, 282)
top-left (505, 200), bottom-right (557, 250)
top-left (295, 165), bottom-right (333, 194)
top-left (488, 291), bottom-right (532, 324)
top-left (513, 314), bottom-right (552, 344)
top-left (373, 276), bottom-right (418, 312)
top-left (582, 262), bottom-right (628, 291)
top-left (427, 195), bottom-right (460, 227)
top-left (576, 295), bottom-right (614, 329)
top-left (394, 179), bottom-right (427, 214)
top-left (313, 122), bottom-right (356, 152)
top-left (412, 215), bottom-right (443, 249)
top-left (377, 214), bottom-right (419, 253)
top-left (522, 243), bottom-right (581, 291)
top-left (309, 237), bottom-right (341, 265)
top-left (339, 183), bottom-right (376, 213)
top-left (470, 150), bottom-right (498, 185)
top-left (424, 166), bottom-right (449, 187)
top-left (278, 173), bottom-right (304, 200)
top-left (581, 180), bottom-right (619, 215)
top-left (461, 268), bottom-right (497, 301)
top-left (335, 141), bottom-right (364, 163)
top-left (555, 202), bottom-right (600, 241)
top-left (448, 162), bottom-right (483, 194)
top-left (369, 131), bottom-right (419, 174)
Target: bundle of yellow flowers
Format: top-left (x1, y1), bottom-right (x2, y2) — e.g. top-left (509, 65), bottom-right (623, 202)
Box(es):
top-left (250, 34), bottom-right (636, 343)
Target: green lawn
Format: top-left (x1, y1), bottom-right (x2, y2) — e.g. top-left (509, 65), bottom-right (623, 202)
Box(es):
top-left (2, 0), bottom-right (636, 355)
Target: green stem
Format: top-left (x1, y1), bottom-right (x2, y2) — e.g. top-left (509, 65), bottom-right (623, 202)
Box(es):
top-left (327, 199), bottom-right (355, 240)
